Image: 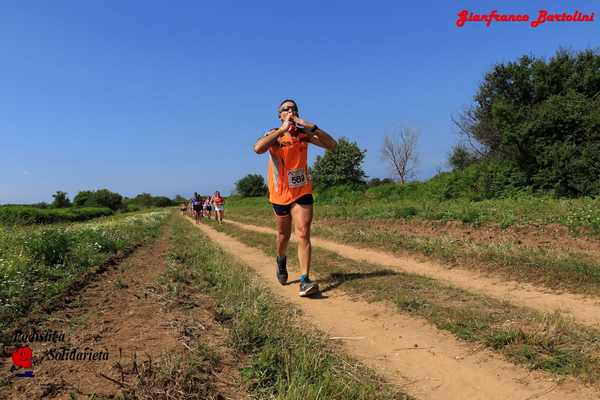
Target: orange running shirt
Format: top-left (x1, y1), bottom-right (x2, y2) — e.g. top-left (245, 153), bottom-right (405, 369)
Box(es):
top-left (266, 130), bottom-right (312, 205)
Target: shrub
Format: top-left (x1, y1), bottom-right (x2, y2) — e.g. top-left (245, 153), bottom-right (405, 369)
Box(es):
top-left (25, 228), bottom-right (72, 266)
top-left (235, 174), bottom-right (268, 197)
top-left (73, 189), bottom-right (123, 211)
top-left (0, 206), bottom-right (113, 225)
top-left (312, 137), bottom-right (367, 190)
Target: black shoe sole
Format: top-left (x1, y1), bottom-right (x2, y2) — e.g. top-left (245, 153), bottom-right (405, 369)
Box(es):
top-left (299, 284), bottom-right (319, 297)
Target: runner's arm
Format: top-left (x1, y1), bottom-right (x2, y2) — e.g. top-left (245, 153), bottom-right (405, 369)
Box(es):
top-left (304, 126), bottom-right (337, 150)
top-left (254, 128), bottom-right (285, 154)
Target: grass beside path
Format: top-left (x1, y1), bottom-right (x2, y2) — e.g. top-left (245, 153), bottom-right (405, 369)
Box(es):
top-left (208, 219), bottom-right (600, 385)
top-left (0, 210), bottom-right (170, 335)
top-left (223, 193), bottom-right (600, 235)
top-left (171, 216), bottom-right (411, 400)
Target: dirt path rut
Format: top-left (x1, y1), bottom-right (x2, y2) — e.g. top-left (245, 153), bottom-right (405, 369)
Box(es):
top-left (192, 219), bottom-right (599, 400)
top-left (226, 219), bottom-right (600, 329)
top-left (2, 226), bottom-right (245, 400)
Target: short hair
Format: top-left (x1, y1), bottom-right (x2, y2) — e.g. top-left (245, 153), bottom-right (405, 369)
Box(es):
top-left (278, 99), bottom-right (298, 114)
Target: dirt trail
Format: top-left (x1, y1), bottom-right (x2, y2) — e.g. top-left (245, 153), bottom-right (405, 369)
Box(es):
top-left (191, 219), bottom-right (600, 400)
top-left (2, 227), bottom-right (245, 400)
top-left (226, 219), bottom-right (600, 329)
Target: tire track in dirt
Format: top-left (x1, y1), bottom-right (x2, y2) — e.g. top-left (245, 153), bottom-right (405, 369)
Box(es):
top-left (191, 218), bottom-right (600, 400)
top-left (225, 219), bottom-right (600, 329)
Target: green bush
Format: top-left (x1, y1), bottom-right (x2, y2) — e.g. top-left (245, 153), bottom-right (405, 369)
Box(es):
top-left (312, 137), bottom-right (367, 190)
top-left (440, 161), bottom-right (529, 201)
top-left (364, 182), bottom-right (422, 201)
top-left (0, 206), bottom-right (114, 225)
top-left (125, 193), bottom-right (175, 208)
top-left (126, 204), bottom-right (142, 212)
top-left (392, 206), bottom-right (418, 218)
top-left (315, 184), bottom-right (365, 204)
top-left (73, 189), bottom-right (123, 211)
top-left (235, 174), bottom-right (268, 197)
top-left (25, 229), bottom-right (72, 266)
top-left (455, 49), bottom-right (600, 197)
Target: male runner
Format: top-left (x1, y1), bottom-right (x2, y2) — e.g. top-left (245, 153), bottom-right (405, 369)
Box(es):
top-left (254, 99), bottom-right (337, 296)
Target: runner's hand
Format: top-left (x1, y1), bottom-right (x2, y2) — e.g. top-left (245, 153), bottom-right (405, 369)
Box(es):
top-left (279, 119), bottom-right (293, 133)
top-left (292, 115), bottom-right (306, 126)
top-left (292, 115), bottom-right (315, 129)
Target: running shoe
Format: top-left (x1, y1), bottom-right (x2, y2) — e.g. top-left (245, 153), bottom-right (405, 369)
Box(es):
top-left (299, 279), bottom-right (319, 297)
top-left (276, 256), bottom-right (288, 285)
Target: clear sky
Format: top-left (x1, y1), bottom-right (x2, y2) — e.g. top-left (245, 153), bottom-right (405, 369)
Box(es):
top-left (1, 0), bottom-right (598, 204)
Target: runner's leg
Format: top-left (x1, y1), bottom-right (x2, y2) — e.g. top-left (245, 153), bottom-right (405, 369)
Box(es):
top-left (275, 212), bottom-right (292, 257)
top-left (290, 202), bottom-right (313, 278)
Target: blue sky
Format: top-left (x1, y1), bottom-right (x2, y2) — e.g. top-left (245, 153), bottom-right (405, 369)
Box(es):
top-left (1, 0), bottom-right (598, 203)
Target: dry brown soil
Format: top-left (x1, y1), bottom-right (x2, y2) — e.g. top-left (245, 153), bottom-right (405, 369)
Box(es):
top-left (1, 227), bottom-right (246, 400)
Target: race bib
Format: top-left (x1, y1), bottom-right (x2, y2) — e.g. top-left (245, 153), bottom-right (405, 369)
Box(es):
top-left (287, 168), bottom-right (307, 188)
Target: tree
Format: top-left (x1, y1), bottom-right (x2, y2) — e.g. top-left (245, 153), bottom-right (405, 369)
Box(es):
top-left (236, 174), bottom-right (267, 197)
top-left (311, 137), bottom-right (367, 190)
top-left (381, 127), bottom-right (419, 184)
top-left (367, 178), bottom-right (394, 188)
top-left (92, 189), bottom-right (123, 210)
top-left (454, 49), bottom-right (600, 160)
top-left (125, 193), bottom-right (175, 208)
top-left (52, 191), bottom-right (71, 208)
top-left (73, 189), bottom-right (123, 210)
top-left (452, 48), bottom-right (600, 196)
top-left (448, 143), bottom-right (478, 170)
top-left (128, 193), bottom-right (155, 207)
top-left (73, 191), bottom-right (92, 207)
top-left (152, 196), bottom-right (173, 207)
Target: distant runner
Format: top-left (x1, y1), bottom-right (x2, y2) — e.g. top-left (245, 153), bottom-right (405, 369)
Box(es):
top-left (180, 202), bottom-right (187, 216)
top-left (212, 191), bottom-right (225, 224)
top-left (203, 196), bottom-right (212, 220)
top-left (192, 193), bottom-right (202, 224)
top-left (253, 99), bottom-right (337, 297)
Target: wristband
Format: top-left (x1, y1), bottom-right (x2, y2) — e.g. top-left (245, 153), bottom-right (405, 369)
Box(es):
top-left (310, 124), bottom-right (319, 133)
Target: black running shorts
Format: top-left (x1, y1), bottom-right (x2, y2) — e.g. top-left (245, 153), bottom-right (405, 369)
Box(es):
top-left (271, 194), bottom-right (313, 216)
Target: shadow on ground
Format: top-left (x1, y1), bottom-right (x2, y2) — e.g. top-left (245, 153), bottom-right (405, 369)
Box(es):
top-left (321, 270), bottom-right (399, 293)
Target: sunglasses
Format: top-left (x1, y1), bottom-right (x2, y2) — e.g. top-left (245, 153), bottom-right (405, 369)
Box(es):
top-left (279, 106), bottom-right (297, 113)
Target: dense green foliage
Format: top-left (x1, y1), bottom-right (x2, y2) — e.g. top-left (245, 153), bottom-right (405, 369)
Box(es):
top-left (73, 189), bottom-right (124, 210)
top-left (235, 174), bottom-right (268, 197)
top-left (51, 191), bottom-right (71, 208)
top-left (1, 190), bottom-right (175, 225)
top-left (124, 192), bottom-right (175, 208)
top-left (174, 194), bottom-right (187, 203)
top-left (0, 206), bottom-right (114, 225)
top-left (311, 137), bottom-right (367, 190)
top-left (455, 48), bottom-right (600, 196)
top-left (367, 177), bottom-right (395, 187)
